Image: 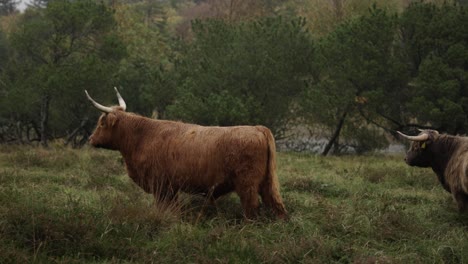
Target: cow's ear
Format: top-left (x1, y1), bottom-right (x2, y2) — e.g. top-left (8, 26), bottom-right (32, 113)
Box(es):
top-left (98, 115), bottom-right (106, 127)
top-left (107, 113), bottom-right (118, 127)
top-left (428, 130), bottom-right (440, 141)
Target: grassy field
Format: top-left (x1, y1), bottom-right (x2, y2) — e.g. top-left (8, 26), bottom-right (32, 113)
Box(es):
top-left (1, 145), bottom-right (468, 263)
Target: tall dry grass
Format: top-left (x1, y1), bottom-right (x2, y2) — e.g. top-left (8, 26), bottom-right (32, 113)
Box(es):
top-left (2, 146), bottom-right (468, 262)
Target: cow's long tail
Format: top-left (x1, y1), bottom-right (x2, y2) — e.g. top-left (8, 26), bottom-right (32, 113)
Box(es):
top-left (259, 127), bottom-right (288, 219)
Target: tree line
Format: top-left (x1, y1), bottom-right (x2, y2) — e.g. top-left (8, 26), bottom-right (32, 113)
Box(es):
top-left (0, 0), bottom-right (467, 155)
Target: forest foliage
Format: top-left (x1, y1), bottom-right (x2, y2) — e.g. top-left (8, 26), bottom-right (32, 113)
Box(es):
top-left (0, 0), bottom-right (467, 154)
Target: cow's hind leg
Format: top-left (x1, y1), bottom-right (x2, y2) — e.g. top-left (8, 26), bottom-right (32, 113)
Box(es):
top-left (259, 181), bottom-right (287, 219)
top-left (236, 185), bottom-right (260, 220)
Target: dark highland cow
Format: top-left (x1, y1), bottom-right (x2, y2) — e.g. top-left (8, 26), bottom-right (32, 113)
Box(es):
top-left (85, 88), bottom-right (287, 219)
top-left (398, 129), bottom-right (468, 212)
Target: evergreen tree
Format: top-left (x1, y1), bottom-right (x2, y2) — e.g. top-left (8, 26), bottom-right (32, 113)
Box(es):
top-left (301, 6), bottom-right (404, 154)
top-left (1, 0), bottom-right (126, 146)
top-left (27, 0), bottom-right (50, 8)
top-left (0, 0), bottom-right (19, 16)
top-left (167, 17), bottom-right (315, 136)
top-left (401, 2), bottom-right (468, 134)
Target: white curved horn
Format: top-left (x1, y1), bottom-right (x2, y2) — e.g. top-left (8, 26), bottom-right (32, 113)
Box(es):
top-left (114, 87), bottom-right (126, 111)
top-left (397, 131), bottom-right (429, 141)
top-left (85, 90), bottom-right (113, 113)
top-left (418, 128), bottom-right (439, 136)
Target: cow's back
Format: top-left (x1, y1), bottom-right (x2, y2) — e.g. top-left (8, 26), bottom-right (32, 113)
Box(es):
top-left (134, 121), bottom-right (269, 192)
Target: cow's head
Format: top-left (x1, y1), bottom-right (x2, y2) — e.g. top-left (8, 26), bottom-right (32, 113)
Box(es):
top-left (85, 88), bottom-right (126, 150)
top-left (397, 129), bottom-right (440, 167)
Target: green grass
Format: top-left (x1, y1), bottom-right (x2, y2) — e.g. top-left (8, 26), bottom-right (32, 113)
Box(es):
top-left (1, 146), bottom-right (468, 263)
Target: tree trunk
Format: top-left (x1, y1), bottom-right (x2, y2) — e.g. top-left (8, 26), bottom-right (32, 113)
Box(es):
top-left (65, 117), bottom-right (88, 147)
top-left (16, 121), bottom-right (24, 144)
top-left (322, 111), bottom-right (347, 156)
top-left (40, 94), bottom-right (50, 148)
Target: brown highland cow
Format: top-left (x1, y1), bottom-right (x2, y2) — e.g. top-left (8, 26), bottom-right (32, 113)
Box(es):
top-left (399, 129), bottom-right (468, 212)
top-left (85, 88), bottom-right (287, 219)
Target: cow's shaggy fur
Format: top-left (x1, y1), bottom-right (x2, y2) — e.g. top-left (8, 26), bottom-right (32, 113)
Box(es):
top-left (403, 130), bottom-right (468, 212)
top-left (89, 107), bottom-right (287, 219)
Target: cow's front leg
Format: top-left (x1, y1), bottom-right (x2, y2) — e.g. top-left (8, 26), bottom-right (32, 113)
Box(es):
top-left (153, 189), bottom-right (178, 203)
top-left (212, 182), bottom-right (234, 200)
top-left (151, 179), bottom-right (179, 203)
top-left (453, 191), bottom-right (468, 213)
